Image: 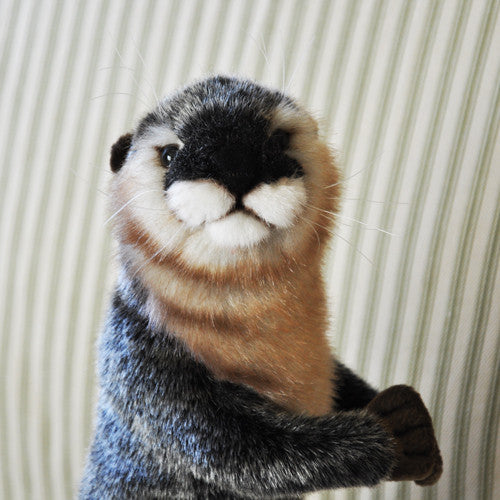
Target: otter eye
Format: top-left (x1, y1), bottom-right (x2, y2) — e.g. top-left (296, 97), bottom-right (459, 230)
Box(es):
top-left (270, 129), bottom-right (290, 150)
top-left (159, 145), bottom-right (179, 167)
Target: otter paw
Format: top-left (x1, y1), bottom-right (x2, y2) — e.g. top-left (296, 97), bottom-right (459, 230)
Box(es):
top-left (366, 385), bottom-right (443, 486)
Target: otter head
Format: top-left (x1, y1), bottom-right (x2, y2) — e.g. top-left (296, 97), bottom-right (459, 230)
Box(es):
top-left (109, 76), bottom-right (340, 281)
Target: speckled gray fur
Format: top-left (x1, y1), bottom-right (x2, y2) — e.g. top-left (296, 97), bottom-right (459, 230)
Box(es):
top-left (80, 276), bottom-right (395, 499)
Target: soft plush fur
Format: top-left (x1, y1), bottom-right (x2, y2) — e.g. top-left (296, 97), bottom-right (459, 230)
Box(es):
top-left (80, 76), bottom-right (442, 499)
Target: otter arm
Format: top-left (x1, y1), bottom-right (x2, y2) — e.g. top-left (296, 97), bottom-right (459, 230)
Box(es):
top-left (98, 294), bottom-right (395, 497)
top-left (333, 361), bottom-right (378, 411)
top-left (146, 394), bottom-right (397, 497)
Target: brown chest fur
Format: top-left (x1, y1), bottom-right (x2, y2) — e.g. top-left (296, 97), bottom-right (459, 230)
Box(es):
top-left (141, 259), bottom-right (335, 417)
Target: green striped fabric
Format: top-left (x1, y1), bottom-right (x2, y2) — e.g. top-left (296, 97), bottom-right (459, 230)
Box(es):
top-left (0, 1), bottom-right (498, 499)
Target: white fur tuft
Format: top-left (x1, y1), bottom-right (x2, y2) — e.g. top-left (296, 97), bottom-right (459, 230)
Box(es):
top-left (243, 177), bottom-right (307, 228)
top-left (206, 212), bottom-right (270, 248)
top-left (166, 180), bottom-right (235, 227)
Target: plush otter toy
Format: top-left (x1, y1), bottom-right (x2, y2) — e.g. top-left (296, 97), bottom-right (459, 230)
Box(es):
top-left (80, 76), bottom-right (442, 499)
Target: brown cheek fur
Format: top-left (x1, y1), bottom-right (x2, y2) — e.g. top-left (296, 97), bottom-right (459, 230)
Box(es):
top-left (112, 139), bottom-right (341, 417)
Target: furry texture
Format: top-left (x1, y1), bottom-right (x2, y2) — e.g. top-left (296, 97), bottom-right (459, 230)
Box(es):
top-left (107, 76), bottom-right (339, 415)
top-left (81, 76), bottom-right (442, 498)
top-left (80, 286), bottom-right (396, 499)
top-left (366, 386), bottom-right (443, 486)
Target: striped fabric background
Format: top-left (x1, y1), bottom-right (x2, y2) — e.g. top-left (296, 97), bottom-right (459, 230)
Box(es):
top-left (0, 0), bottom-right (498, 498)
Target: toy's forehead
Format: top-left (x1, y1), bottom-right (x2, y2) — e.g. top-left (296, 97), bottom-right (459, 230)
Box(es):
top-left (135, 77), bottom-right (302, 140)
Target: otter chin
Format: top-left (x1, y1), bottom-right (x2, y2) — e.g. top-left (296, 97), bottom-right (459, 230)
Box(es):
top-left (205, 211), bottom-right (270, 248)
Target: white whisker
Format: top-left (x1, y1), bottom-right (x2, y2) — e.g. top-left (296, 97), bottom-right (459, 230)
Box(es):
top-left (323, 166), bottom-right (368, 189)
top-left (90, 92), bottom-right (150, 108)
top-left (98, 65), bottom-right (140, 72)
top-left (343, 197), bottom-right (409, 205)
top-left (334, 231), bottom-right (374, 266)
top-left (105, 30), bottom-right (153, 112)
top-left (131, 225), bottom-right (185, 278)
top-left (279, 30), bottom-right (286, 93)
top-left (104, 189), bottom-right (164, 225)
top-left (336, 213), bottom-right (395, 236)
top-left (129, 34), bottom-right (162, 111)
top-left (112, 39), bottom-right (149, 104)
top-left (69, 167), bottom-right (109, 197)
top-left (285, 54), bottom-right (300, 94)
top-left (301, 201), bottom-right (395, 236)
top-left (130, 205), bottom-right (171, 213)
top-left (303, 216), bottom-right (374, 266)
top-left (301, 216), bottom-right (321, 246)
top-left (248, 32), bottom-right (270, 70)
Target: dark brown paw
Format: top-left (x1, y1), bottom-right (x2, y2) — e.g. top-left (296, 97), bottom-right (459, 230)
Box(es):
top-left (366, 385), bottom-right (443, 486)
top-left (414, 451), bottom-right (443, 486)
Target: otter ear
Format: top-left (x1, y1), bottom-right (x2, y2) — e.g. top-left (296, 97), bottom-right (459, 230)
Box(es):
top-left (110, 133), bottom-right (133, 172)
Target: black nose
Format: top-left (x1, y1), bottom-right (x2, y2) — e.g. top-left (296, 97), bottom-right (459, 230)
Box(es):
top-left (212, 144), bottom-right (262, 199)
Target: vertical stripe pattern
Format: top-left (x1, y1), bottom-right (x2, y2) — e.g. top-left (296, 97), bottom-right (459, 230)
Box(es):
top-left (0, 1), bottom-right (498, 499)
